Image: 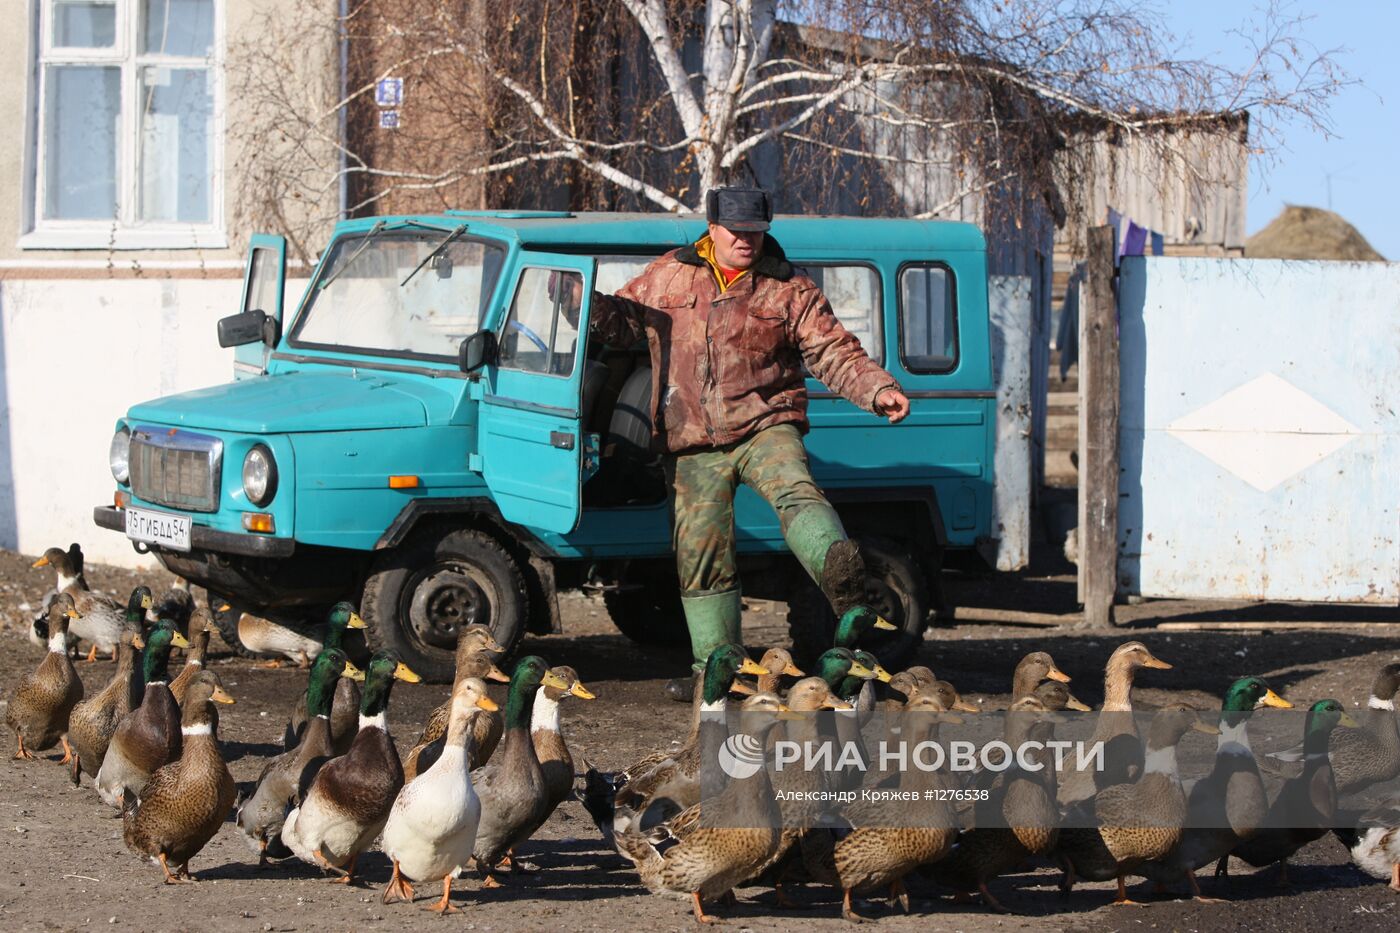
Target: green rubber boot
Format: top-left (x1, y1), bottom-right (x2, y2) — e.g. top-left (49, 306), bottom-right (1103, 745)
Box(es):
top-left (680, 589), bottom-right (743, 669)
top-left (785, 505), bottom-right (867, 616)
top-left (667, 589), bottom-right (744, 702)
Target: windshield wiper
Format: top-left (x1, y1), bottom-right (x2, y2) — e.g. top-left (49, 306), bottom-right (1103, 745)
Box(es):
top-left (317, 220), bottom-right (387, 290)
top-left (400, 224), bottom-right (468, 287)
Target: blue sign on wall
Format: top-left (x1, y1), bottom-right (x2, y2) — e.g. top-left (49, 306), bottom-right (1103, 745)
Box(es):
top-left (375, 77), bottom-right (403, 107)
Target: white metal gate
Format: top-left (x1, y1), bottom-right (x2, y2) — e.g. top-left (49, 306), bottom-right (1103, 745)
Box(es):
top-left (1117, 257), bottom-right (1400, 603)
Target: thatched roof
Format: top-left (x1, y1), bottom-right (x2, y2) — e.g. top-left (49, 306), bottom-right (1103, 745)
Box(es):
top-left (1246, 205), bottom-right (1385, 261)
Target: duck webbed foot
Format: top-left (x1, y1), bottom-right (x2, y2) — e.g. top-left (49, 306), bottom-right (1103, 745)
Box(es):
top-left (381, 859), bottom-right (415, 904)
top-left (692, 891), bottom-right (719, 924)
top-left (841, 888), bottom-right (870, 923)
top-left (423, 876), bottom-right (459, 914)
top-left (1111, 875), bottom-right (1144, 906)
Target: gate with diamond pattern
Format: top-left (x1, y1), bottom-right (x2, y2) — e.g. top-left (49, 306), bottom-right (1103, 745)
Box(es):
top-left (1116, 257), bottom-right (1400, 603)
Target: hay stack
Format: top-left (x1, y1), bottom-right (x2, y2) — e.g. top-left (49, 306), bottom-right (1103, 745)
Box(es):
top-left (1246, 205), bottom-right (1385, 261)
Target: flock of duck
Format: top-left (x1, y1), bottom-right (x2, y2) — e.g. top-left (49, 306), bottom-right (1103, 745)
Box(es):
top-left (5, 543), bottom-right (1400, 923)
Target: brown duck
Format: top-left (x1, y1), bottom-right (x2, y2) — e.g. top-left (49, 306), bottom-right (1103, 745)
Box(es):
top-left (403, 625), bottom-right (508, 780)
top-left (122, 671), bottom-right (236, 883)
top-left (67, 622), bottom-right (145, 785)
top-left (6, 594), bottom-right (84, 761)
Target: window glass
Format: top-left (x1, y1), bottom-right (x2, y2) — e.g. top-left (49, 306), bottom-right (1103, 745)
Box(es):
top-left (141, 0), bottom-right (214, 57)
top-left (243, 246), bottom-right (281, 317)
top-left (43, 65), bottom-right (120, 220)
top-left (499, 268), bottom-right (582, 378)
top-left (596, 256), bottom-right (654, 295)
top-left (137, 66), bottom-right (213, 222)
top-left (804, 265), bottom-right (882, 364)
top-left (898, 264), bottom-right (957, 373)
top-left (54, 1), bottom-right (116, 47)
top-left (293, 231), bottom-right (506, 360)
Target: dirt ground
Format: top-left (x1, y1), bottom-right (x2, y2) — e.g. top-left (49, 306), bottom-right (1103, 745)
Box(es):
top-left (1, 545), bottom-right (1398, 932)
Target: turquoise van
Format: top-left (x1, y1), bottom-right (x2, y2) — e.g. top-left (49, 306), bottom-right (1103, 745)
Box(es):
top-left (95, 212), bottom-right (996, 681)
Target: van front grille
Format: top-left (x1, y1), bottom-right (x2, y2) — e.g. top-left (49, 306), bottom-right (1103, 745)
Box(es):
top-left (129, 426), bottom-right (222, 513)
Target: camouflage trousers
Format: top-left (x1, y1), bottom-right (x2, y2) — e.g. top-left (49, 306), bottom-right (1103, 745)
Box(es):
top-left (665, 424), bottom-right (850, 599)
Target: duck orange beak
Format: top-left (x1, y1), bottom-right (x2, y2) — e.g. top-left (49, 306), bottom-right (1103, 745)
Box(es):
top-left (485, 663), bottom-right (511, 683)
top-left (783, 661), bottom-right (805, 677)
top-left (31, 556), bottom-right (49, 569)
top-left (346, 612), bottom-right (368, 630)
top-left (475, 695), bottom-right (500, 712)
top-left (1047, 666), bottom-right (1072, 683)
top-left (1262, 689), bottom-right (1292, 709)
top-left (211, 686), bottom-right (236, 705)
top-left (739, 657), bottom-right (769, 676)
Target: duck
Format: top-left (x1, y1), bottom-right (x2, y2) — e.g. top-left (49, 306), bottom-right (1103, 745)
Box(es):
top-left (380, 677), bottom-right (500, 913)
top-left (67, 591), bottom-right (150, 784)
top-left (1336, 796), bottom-right (1400, 892)
top-left (584, 644), bottom-right (767, 846)
top-left (169, 608), bottom-right (214, 706)
top-left (753, 647), bottom-right (805, 695)
top-left (1058, 641), bottom-right (1173, 807)
top-left (235, 648), bottom-right (364, 866)
top-left (1033, 679), bottom-right (1091, 712)
top-left (1054, 704), bottom-right (1218, 906)
top-left (1267, 663), bottom-right (1400, 797)
top-left (95, 619), bottom-right (191, 807)
top-left (281, 603), bottom-right (373, 753)
top-left (924, 695), bottom-right (1063, 912)
top-left (32, 547), bottom-right (137, 662)
top-left (1221, 698), bottom-right (1358, 885)
top-left (1137, 676), bottom-right (1292, 899)
top-left (147, 579), bottom-right (195, 635)
top-left (833, 605), bottom-right (899, 653)
top-left (613, 692), bottom-right (790, 923)
top-left (402, 624), bottom-right (509, 780)
top-left (242, 599), bottom-right (368, 669)
top-left (1011, 650), bottom-right (1072, 701)
top-left (281, 652), bottom-right (421, 883)
top-left (470, 656), bottom-right (573, 882)
top-left (6, 593), bottom-right (84, 761)
top-left (815, 691), bottom-right (962, 922)
top-left (533, 665), bottom-right (596, 814)
top-left (122, 671), bottom-right (236, 884)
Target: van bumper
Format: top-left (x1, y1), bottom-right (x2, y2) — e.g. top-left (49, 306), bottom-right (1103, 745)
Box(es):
top-left (93, 506), bottom-right (296, 558)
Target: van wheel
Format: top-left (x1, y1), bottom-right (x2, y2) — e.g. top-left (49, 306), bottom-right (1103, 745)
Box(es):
top-left (602, 565), bottom-right (691, 651)
top-left (786, 536), bottom-right (929, 670)
top-left (362, 528), bottom-right (527, 683)
top-left (205, 592), bottom-right (259, 659)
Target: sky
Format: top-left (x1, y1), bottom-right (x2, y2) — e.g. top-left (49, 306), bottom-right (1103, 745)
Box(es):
top-left (1164, 1), bottom-right (1398, 258)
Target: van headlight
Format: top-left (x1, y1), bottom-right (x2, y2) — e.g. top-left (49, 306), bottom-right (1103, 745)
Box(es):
top-left (109, 427), bottom-right (131, 484)
top-left (242, 446), bottom-right (277, 506)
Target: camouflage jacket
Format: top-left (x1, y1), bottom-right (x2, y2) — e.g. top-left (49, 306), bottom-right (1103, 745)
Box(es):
top-left (592, 236), bottom-right (900, 454)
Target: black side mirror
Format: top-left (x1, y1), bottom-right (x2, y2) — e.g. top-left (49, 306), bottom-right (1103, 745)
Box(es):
top-left (460, 329), bottom-right (497, 373)
top-left (218, 309), bottom-right (269, 348)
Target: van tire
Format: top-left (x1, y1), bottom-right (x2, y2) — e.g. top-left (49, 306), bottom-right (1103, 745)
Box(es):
top-left (362, 528), bottom-right (527, 683)
top-left (603, 567), bottom-right (691, 651)
top-left (205, 593), bottom-right (259, 659)
top-left (786, 536), bottom-right (929, 670)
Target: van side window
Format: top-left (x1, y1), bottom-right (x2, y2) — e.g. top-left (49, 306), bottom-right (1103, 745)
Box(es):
top-left (899, 264), bottom-right (957, 373)
top-left (499, 268), bottom-right (582, 377)
top-left (804, 265), bottom-right (882, 364)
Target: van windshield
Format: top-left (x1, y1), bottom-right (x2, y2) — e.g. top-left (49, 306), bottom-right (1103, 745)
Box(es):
top-left (290, 229), bottom-right (507, 361)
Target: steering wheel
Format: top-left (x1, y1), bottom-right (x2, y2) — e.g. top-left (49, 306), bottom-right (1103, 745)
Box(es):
top-left (508, 319), bottom-right (549, 353)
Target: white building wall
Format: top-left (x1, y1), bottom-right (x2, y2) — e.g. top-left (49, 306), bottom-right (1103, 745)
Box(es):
top-left (0, 277), bottom-right (308, 568)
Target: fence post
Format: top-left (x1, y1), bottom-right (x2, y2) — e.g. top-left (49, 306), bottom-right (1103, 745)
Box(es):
top-left (1077, 225), bottom-right (1119, 628)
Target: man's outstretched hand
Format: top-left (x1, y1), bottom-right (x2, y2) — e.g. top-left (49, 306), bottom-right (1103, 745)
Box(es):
top-left (876, 388), bottom-right (910, 424)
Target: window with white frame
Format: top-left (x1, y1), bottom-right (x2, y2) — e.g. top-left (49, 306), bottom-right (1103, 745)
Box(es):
top-left (26, 0), bottom-right (223, 249)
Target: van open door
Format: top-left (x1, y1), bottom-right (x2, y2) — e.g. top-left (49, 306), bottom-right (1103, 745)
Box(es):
top-left (476, 254), bottom-right (596, 533)
top-left (232, 234), bottom-right (287, 379)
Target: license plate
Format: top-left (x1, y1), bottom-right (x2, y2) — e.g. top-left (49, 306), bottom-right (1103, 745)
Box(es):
top-left (125, 507), bottom-right (192, 552)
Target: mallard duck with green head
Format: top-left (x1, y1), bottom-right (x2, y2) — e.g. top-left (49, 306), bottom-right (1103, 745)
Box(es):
top-left (1138, 676), bottom-right (1291, 899)
top-left (244, 600), bottom-right (368, 670)
top-left (1267, 664), bottom-right (1400, 797)
top-left (95, 618), bottom-right (190, 807)
top-left (282, 603), bottom-right (371, 753)
top-left (380, 677), bottom-right (499, 913)
top-left (236, 648), bottom-right (364, 866)
top-left (1222, 698), bottom-right (1358, 885)
top-left (584, 644), bottom-right (767, 846)
top-left (122, 671), bottom-right (236, 883)
top-left (281, 651), bottom-right (420, 883)
top-left (67, 587), bottom-right (151, 784)
top-left (6, 593), bottom-right (84, 761)
top-left (470, 656), bottom-right (573, 882)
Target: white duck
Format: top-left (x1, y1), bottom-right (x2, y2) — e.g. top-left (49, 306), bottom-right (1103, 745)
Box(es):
top-left (379, 677), bottom-right (498, 913)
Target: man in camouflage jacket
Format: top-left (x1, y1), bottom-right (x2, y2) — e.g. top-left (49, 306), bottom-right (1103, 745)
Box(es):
top-left (588, 187), bottom-right (910, 688)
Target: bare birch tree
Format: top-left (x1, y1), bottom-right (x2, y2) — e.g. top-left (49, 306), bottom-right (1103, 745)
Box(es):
top-left (229, 0), bottom-right (1348, 256)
